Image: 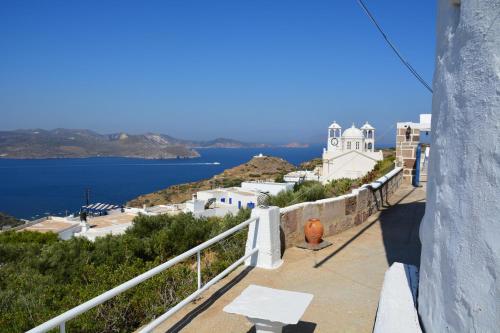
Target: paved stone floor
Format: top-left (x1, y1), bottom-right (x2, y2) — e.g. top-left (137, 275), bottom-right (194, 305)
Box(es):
top-left (152, 184), bottom-right (426, 333)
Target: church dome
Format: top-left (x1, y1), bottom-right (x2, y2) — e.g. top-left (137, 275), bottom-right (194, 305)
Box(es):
top-left (360, 122), bottom-right (375, 130)
top-left (342, 124), bottom-right (364, 138)
top-left (328, 121), bottom-right (341, 129)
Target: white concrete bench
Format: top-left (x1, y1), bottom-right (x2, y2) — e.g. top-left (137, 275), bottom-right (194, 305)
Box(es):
top-left (224, 284), bottom-right (313, 333)
top-left (373, 262), bottom-right (422, 333)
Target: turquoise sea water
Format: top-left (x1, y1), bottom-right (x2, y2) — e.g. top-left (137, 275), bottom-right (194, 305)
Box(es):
top-left (0, 146), bottom-right (322, 219)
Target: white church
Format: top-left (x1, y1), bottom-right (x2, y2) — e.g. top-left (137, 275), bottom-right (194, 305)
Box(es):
top-left (320, 121), bottom-right (383, 182)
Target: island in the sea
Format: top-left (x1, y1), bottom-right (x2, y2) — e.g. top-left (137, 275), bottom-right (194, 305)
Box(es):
top-left (0, 129), bottom-right (309, 159)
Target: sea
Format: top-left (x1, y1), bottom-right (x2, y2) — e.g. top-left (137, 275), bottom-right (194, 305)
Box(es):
top-left (0, 146), bottom-right (323, 220)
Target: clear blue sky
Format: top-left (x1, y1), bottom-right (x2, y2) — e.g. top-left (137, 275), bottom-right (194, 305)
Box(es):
top-left (0, 0), bottom-right (436, 144)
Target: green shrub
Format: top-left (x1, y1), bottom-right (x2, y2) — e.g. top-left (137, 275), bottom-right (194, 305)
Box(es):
top-left (266, 182), bottom-right (326, 207)
top-left (267, 189), bottom-right (295, 207)
top-left (274, 174), bottom-right (285, 182)
top-left (266, 156), bottom-right (396, 207)
top-left (296, 182), bottom-right (326, 202)
top-left (222, 178), bottom-right (243, 187)
top-left (0, 211), bottom-right (250, 333)
top-left (325, 178), bottom-right (356, 197)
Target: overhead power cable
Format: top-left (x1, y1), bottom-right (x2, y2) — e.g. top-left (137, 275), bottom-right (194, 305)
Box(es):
top-left (356, 0), bottom-right (433, 93)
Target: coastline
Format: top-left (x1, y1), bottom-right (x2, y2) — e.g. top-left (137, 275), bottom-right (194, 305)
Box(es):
top-left (0, 147), bottom-right (322, 219)
top-left (0, 154), bottom-right (200, 160)
top-left (0, 145), bottom-right (314, 160)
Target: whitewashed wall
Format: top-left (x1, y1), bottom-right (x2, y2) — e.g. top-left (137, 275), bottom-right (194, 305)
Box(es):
top-left (241, 182), bottom-right (293, 196)
top-left (322, 151), bottom-right (381, 181)
top-left (418, 0), bottom-right (500, 331)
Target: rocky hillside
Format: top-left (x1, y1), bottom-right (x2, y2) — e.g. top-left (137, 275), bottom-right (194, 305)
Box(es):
top-left (0, 129), bottom-right (199, 159)
top-left (0, 212), bottom-right (23, 229)
top-left (299, 157), bottom-right (323, 170)
top-left (127, 156), bottom-right (296, 207)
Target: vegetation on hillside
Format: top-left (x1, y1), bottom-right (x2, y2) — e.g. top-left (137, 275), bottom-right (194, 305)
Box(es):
top-left (299, 157), bottom-right (323, 171)
top-left (0, 212), bottom-right (23, 229)
top-left (0, 210), bottom-right (250, 332)
top-left (267, 155), bottom-right (395, 207)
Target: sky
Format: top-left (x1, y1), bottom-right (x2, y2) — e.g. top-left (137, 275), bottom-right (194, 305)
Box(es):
top-left (0, 0), bottom-right (436, 145)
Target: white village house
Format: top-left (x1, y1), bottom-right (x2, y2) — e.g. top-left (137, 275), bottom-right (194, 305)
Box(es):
top-left (320, 121), bottom-right (383, 182)
top-left (184, 181), bottom-right (293, 217)
top-left (240, 181), bottom-right (293, 196)
top-left (283, 170), bottom-right (320, 183)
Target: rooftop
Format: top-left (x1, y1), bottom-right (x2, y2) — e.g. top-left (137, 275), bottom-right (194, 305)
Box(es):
top-left (87, 212), bottom-right (136, 229)
top-left (241, 181), bottom-right (288, 185)
top-left (360, 121), bottom-right (375, 130)
top-left (328, 121), bottom-right (341, 129)
top-left (77, 213), bottom-right (137, 241)
top-left (285, 170), bottom-right (318, 176)
top-left (225, 187), bottom-right (260, 197)
top-left (198, 187), bottom-right (258, 197)
top-left (199, 189), bottom-right (227, 195)
top-left (342, 124), bottom-right (365, 139)
top-left (150, 183), bottom-right (425, 332)
top-left (24, 217), bottom-right (79, 234)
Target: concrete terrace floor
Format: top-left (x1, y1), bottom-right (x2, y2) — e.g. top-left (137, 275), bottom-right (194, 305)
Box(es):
top-left (152, 184), bottom-right (426, 333)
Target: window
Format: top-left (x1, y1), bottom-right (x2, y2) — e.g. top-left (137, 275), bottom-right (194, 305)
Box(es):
top-left (347, 141), bottom-right (351, 149)
top-left (368, 143), bottom-right (372, 150)
top-left (330, 129), bottom-right (339, 138)
top-left (355, 142), bottom-right (360, 149)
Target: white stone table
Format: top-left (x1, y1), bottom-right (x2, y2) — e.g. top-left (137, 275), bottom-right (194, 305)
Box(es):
top-left (223, 284), bottom-right (313, 333)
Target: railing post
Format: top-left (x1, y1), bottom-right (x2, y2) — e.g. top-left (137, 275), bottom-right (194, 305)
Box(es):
top-left (245, 206), bottom-right (283, 269)
top-left (60, 322), bottom-right (65, 333)
top-left (197, 250), bottom-right (201, 289)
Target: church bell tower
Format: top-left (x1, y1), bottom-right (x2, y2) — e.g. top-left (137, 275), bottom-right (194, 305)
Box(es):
top-left (327, 121), bottom-right (342, 152)
top-left (361, 121), bottom-right (375, 152)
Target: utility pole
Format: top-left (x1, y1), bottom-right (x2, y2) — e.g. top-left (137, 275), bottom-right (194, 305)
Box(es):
top-left (85, 188), bottom-right (90, 206)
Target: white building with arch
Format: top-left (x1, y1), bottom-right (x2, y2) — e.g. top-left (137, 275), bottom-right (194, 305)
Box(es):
top-left (321, 121), bottom-right (383, 182)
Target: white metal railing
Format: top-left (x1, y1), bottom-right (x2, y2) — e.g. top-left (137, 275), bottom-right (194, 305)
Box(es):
top-left (26, 216), bottom-right (259, 333)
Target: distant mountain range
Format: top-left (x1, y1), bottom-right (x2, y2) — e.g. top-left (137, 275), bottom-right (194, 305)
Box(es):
top-left (0, 129), bottom-right (280, 159)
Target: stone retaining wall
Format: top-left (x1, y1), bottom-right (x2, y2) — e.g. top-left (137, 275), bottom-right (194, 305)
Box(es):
top-left (279, 167), bottom-right (403, 249)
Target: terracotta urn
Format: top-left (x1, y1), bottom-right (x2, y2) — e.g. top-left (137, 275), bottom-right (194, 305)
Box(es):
top-left (304, 218), bottom-right (324, 245)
